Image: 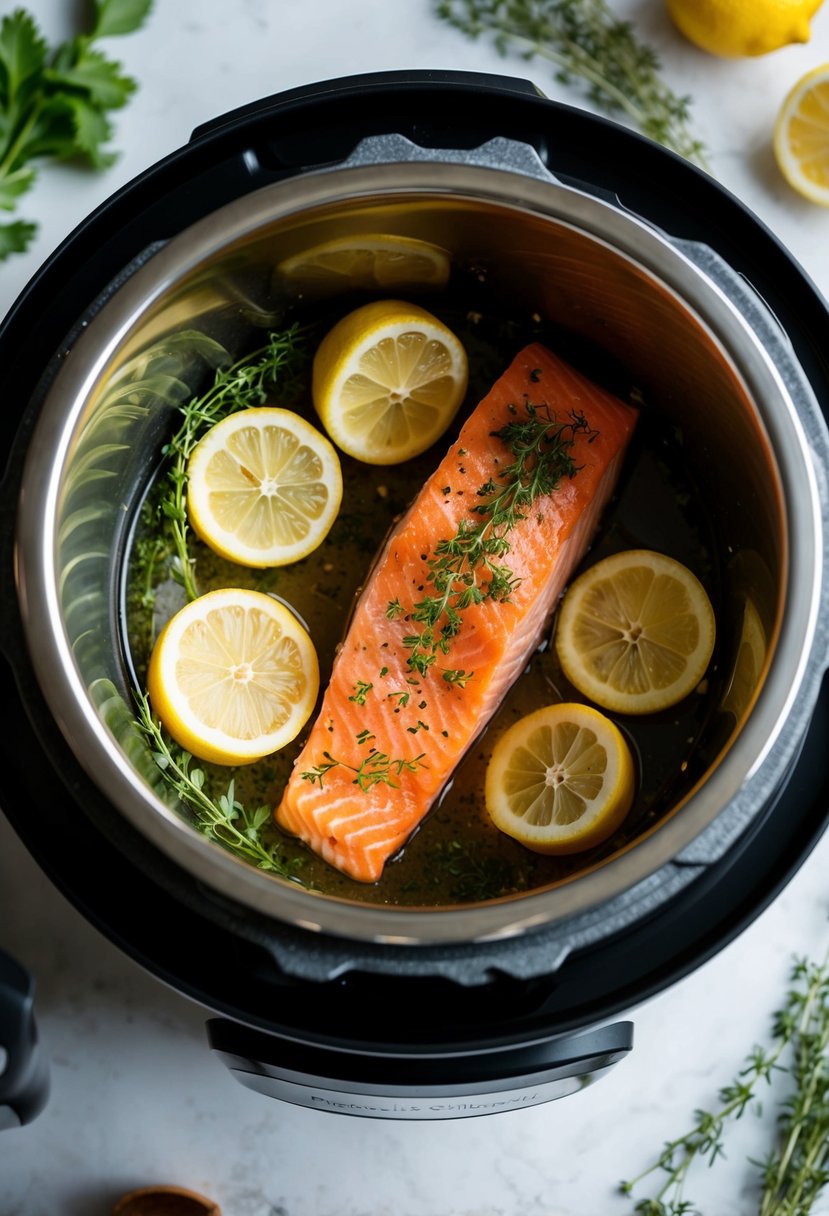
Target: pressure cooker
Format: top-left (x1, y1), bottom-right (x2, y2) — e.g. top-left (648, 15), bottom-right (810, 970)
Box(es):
top-left (1, 70), bottom-right (828, 1121)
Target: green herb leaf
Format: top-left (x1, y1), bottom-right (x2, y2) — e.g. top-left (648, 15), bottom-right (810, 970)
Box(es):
top-left (92, 0), bottom-right (154, 39)
top-left (0, 10), bottom-right (47, 109)
top-left (0, 163), bottom-right (34, 208)
top-left (0, 3), bottom-right (149, 258)
top-left (0, 216), bottom-right (35, 259)
top-left (45, 46), bottom-right (137, 109)
top-left (62, 93), bottom-right (116, 167)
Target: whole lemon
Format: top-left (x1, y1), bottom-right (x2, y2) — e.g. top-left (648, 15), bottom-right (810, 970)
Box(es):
top-left (667, 0), bottom-right (824, 57)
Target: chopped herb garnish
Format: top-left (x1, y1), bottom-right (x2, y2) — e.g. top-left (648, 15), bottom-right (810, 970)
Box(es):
top-left (355, 729), bottom-right (376, 745)
top-left (407, 719), bottom-right (430, 734)
top-left (379, 666), bottom-right (389, 678)
top-left (401, 403), bottom-right (596, 676)
top-left (387, 690), bottom-right (411, 707)
top-left (442, 668), bottom-right (474, 687)
top-left (301, 749), bottom-right (427, 792)
top-left (348, 680), bottom-right (373, 705)
top-left (386, 598), bottom-right (405, 620)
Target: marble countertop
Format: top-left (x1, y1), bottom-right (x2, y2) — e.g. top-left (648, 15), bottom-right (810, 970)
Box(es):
top-left (2, 2), bottom-right (829, 1214)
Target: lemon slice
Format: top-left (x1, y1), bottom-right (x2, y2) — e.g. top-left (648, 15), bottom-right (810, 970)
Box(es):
top-left (774, 62), bottom-right (829, 206)
top-left (485, 703), bottom-right (635, 854)
top-left (555, 550), bottom-right (716, 715)
top-left (186, 408), bottom-right (342, 567)
top-left (147, 588), bottom-right (319, 765)
top-left (276, 234), bottom-right (451, 291)
top-left (312, 299), bottom-right (468, 464)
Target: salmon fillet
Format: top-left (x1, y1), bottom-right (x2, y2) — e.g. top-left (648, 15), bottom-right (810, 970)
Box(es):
top-left (276, 343), bottom-right (638, 882)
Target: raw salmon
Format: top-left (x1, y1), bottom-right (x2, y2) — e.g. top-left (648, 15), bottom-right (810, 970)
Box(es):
top-left (276, 343), bottom-right (638, 882)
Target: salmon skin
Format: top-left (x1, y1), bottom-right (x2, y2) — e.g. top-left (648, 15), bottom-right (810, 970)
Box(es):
top-left (276, 343), bottom-right (639, 883)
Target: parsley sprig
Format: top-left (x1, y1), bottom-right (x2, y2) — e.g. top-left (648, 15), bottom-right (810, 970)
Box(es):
top-left (159, 326), bottom-right (307, 602)
top-left (396, 402), bottom-right (595, 678)
top-left (0, 1), bottom-right (151, 260)
top-left (621, 954), bottom-right (829, 1215)
top-left (436, 0), bottom-right (707, 167)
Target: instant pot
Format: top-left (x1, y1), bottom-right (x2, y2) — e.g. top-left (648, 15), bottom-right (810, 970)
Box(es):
top-left (2, 71), bottom-right (829, 1121)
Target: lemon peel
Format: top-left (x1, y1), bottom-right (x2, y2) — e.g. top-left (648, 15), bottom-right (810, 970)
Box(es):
top-left (666, 0), bottom-right (823, 57)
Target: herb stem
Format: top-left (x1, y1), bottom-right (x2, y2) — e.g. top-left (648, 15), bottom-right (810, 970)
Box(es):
top-left (134, 691), bottom-right (306, 880)
top-left (621, 954), bottom-right (829, 1216)
top-left (161, 325), bottom-right (307, 602)
top-left (436, 0), bottom-right (708, 168)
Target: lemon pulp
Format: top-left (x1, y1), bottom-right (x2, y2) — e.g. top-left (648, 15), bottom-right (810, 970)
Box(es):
top-left (186, 407), bottom-right (342, 567)
top-left (485, 703), bottom-right (635, 854)
top-left (146, 588), bottom-right (319, 766)
top-left (555, 549), bottom-right (716, 715)
top-left (312, 299), bottom-right (468, 464)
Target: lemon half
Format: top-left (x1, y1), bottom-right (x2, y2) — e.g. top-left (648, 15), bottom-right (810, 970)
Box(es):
top-left (187, 408), bottom-right (342, 567)
top-left (312, 299), bottom-right (468, 465)
top-left (555, 550), bottom-right (716, 715)
top-left (485, 703), bottom-right (635, 855)
top-left (775, 61), bottom-right (829, 206)
top-left (147, 588), bottom-right (319, 766)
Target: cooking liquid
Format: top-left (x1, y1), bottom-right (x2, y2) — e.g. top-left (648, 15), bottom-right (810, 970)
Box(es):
top-left (125, 291), bottom-right (725, 906)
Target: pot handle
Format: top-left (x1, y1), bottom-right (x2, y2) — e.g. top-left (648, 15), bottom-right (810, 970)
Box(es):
top-left (206, 1016), bottom-right (632, 1119)
top-left (0, 950), bottom-right (49, 1130)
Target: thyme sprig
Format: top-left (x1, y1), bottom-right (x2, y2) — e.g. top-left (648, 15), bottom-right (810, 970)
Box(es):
top-left (160, 325), bottom-right (307, 601)
top-left (621, 954), bottom-right (829, 1216)
top-left (301, 749), bottom-right (428, 792)
top-left (398, 402), bottom-right (595, 678)
top-left (134, 692), bottom-right (306, 881)
top-left (436, 0), bottom-right (708, 167)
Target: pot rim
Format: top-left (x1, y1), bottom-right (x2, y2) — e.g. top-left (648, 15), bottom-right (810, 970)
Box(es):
top-left (14, 158), bottom-right (829, 947)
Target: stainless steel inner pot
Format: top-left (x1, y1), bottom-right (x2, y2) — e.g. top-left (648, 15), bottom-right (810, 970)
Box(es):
top-left (14, 136), bottom-right (829, 947)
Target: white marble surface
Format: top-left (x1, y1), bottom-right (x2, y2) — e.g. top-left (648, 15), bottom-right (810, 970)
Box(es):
top-left (2, 1), bottom-right (829, 1213)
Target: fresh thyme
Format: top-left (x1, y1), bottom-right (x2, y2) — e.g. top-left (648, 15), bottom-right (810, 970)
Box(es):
top-left (397, 402), bottom-right (595, 678)
top-left (621, 954), bottom-right (829, 1216)
top-left (300, 749), bottom-right (428, 792)
top-left (160, 325), bottom-right (307, 602)
top-left (436, 0), bottom-right (708, 167)
top-left (134, 692), bottom-right (306, 881)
